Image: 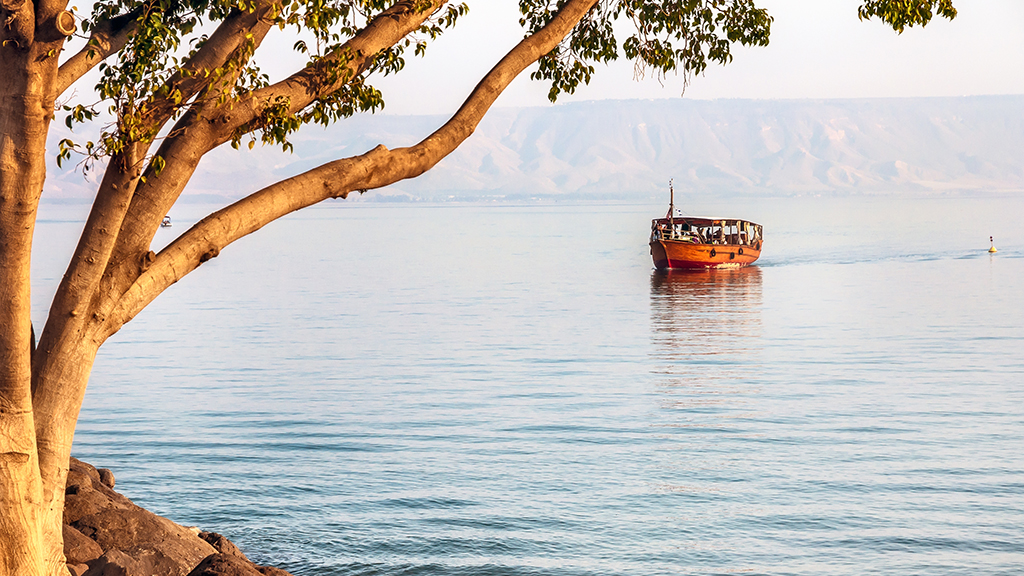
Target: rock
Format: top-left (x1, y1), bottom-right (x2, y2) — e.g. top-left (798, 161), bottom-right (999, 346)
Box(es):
top-left (85, 548), bottom-right (138, 576)
top-left (65, 458), bottom-right (295, 576)
top-left (185, 554), bottom-right (264, 576)
top-left (72, 507), bottom-right (217, 575)
top-left (198, 532), bottom-right (248, 561)
top-left (194, 532), bottom-right (294, 576)
top-left (97, 468), bottom-right (115, 488)
top-left (66, 468), bottom-right (95, 492)
top-left (84, 546), bottom-right (200, 576)
top-left (65, 458), bottom-right (133, 526)
top-left (64, 524), bottom-right (103, 565)
top-left (64, 487), bottom-right (117, 525)
top-left (70, 458), bottom-right (102, 486)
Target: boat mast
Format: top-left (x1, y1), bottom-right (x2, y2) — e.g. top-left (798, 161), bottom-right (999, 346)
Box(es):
top-left (667, 179), bottom-right (674, 226)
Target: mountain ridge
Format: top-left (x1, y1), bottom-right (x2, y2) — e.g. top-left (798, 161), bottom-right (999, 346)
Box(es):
top-left (44, 95), bottom-right (1024, 202)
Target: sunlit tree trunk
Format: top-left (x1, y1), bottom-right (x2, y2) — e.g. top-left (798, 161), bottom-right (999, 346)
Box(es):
top-left (0, 38), bottom-right (54, 576)
top-left (33, 335), bottom-right (104, 576)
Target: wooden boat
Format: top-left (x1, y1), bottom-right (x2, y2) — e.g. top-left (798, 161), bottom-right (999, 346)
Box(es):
top-left (649, 182), bottom-right (763, 270)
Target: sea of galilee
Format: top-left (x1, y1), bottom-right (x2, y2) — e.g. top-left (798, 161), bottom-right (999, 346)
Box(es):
top-left (32, 195), bottom-right (1023, 576)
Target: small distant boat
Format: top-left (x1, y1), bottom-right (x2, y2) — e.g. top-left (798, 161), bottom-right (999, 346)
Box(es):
top-left (161, 216), bottom-right (172, 228)
top-left (649, 181), bottom-right (763, 270)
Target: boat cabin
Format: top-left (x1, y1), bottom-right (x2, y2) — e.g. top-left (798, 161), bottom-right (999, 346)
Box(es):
top-left (651, 217), bottom-right (763, 249)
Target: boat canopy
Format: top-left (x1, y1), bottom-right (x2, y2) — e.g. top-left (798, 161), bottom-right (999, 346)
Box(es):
top-left (651, 216), bottom-right (760, 228)
top-left (651, 216), bottom-right (763, 247)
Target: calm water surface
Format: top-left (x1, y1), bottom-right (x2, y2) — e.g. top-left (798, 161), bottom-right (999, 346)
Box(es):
top-left (33, 196), bottom-right (1024, 575)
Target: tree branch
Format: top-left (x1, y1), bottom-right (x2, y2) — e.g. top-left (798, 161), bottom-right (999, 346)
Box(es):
top-left (32, 1), bottom-right (279, 464)
top-left (86, 0), bottom-right (452, 311)
top-left (28, 9), bottom-right (283, 559)
top-left (207, 0), bottom-right (447, 146)
top-left (55, 10), bottom-right (139, 97)
top-left (37, 0), bottom-right (279, 354)
top-left (138, 0), bottom-right (279, 130)
top-left (102, 0), bottom-right (601, 336)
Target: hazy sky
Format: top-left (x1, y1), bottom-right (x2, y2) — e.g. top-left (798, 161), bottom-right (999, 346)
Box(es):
top-left (366, 0), bottom-right (1024, 115)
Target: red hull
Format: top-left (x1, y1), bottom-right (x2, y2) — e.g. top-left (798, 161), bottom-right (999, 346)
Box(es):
top-left (650, 239), bottom-right (761, 270)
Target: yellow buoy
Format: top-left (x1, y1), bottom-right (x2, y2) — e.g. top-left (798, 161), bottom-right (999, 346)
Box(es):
top-left (989, 236), bottom-right (997, 253)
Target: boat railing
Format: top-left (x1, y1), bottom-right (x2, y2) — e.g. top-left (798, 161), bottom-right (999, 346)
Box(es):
top-left (651, 225), bottom-right (702, 243)
top-left (652, 222), bottom-right (762, 247)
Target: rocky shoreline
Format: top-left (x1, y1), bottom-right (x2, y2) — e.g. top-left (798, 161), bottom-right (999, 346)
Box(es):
top-left (63, 458), bottom-right (294, 576)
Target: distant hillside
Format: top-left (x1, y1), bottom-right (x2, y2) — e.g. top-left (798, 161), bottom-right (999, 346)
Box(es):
top-left (44, 95), bottom-right (1024, 202)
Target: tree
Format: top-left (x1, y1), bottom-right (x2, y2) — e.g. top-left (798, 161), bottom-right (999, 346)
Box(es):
top-left (0, 0), bottom-right (955, 574)
top-left (1, 1), bottom-right (775, 574)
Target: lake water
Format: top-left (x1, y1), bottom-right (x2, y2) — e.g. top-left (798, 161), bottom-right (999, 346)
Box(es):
top-left (33, 196), bottom-right (1024, 575)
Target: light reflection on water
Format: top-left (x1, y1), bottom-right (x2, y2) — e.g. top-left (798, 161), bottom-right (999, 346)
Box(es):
top-left (650, 268), bottom-right (763, 431)
top-left (644, 268), bottom-right (770, 574)
top-left (650, 267), bottom-right (763, 361)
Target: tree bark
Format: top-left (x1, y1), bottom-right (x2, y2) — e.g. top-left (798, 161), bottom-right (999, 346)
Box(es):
top-left (0, 30), bottom-right (62, 576)
top-left (31, 342), bottom-right (101, 576)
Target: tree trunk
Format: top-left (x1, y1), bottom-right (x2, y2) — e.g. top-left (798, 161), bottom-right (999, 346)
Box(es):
top-left (0, 32), bottom-right (68, 576)
top-left (0, 42), bottom-right (52, 576)
top-left (33, 336), bottom-right (103, 576)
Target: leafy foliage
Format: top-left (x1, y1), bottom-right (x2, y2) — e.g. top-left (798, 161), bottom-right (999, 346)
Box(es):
top-left (60, 0), bottom-right (775, 167)
top-left (237, 1), bottom-right (471, 151)
top-left (520, 0), bottom-right (772, 102)
top-left (63, 0), bottom-right (469, 165)
top-left (858, 0), bottom-right (957, 34)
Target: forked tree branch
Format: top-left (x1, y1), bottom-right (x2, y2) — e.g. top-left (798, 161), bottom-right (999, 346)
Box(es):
top-left (34, 0), bottom-right (435, 464)
top-left (31, 0), bottom-right (279, 502)
top-left (92, 0), bottom-right (451, 303)
top-left (38, 0), bottom-right (280, 346)
top-left (101, 0), bottom-right (601, 337)
top-left (85, 20), bottom-right (278, 320)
